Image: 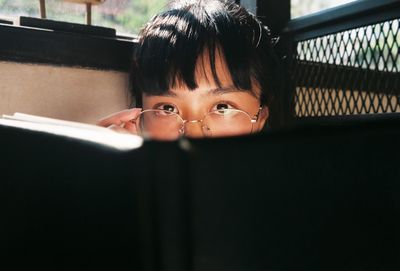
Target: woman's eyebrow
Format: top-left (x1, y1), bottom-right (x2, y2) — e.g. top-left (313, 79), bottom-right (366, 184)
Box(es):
top-left (146, 91), bottom-right (177, 97)
top-left (145, 86), bottom-right (252, 97)
top-left (208, 86), bottom-right (250, 95)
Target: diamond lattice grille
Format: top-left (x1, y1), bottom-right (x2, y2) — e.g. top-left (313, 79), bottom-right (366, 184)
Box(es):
top-left (291, 19), bottom-right (400, 117)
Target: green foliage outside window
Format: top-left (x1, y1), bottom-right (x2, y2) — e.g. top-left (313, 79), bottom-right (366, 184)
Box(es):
top-left (0, 0), bottom-right (169, 35)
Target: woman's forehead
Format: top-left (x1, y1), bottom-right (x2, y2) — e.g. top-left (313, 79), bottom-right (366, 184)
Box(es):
top-left (169, 47), bottom-right (233, 91)
top-left (196, 47), bottom-right (232, 84)
top-left (170, 48), bottom-right (261, 97)
top-left (138, 44), bottom-right (261, 102)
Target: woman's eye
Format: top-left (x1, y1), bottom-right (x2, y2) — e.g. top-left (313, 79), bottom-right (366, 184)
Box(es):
top-left (155, 104), bottom-right (179, 114)
top-left (213, 103), bottom-right (234, 113)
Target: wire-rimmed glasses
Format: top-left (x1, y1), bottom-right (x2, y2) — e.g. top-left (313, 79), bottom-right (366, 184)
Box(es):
top-left (132, 107), bottom-right (262, 140)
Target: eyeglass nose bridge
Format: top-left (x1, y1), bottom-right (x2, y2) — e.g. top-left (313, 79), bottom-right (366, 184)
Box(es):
top-left (179, 119), bottom-right (208, 135)
top-left (183, 119), bottom-right (203, 124)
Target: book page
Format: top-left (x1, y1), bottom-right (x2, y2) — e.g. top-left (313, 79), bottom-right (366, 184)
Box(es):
top-left (0, 113), bottom-right (143, 151)
top-left (3, 113), bottom-right (113, 132)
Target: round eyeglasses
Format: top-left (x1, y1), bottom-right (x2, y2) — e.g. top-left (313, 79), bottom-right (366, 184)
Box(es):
top-left (131, 107), bottom-right (262, 140)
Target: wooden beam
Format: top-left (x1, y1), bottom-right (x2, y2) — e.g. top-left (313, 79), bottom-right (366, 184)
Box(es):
top-left (63, 0), bottom-right (105, 25)
top-left (86, 3), bottom-right (92, 25)
top-left (39, 0), bottom-right (46, 19)
top-left (64, 0), bottom-right (104, 4)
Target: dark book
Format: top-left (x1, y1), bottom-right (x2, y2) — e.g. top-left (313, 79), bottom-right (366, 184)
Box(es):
top-left (1, 114), bottom-right (399, 270)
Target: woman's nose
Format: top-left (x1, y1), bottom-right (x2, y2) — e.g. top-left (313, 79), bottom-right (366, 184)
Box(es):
top-left (183, 120), bottom-right (206, 138)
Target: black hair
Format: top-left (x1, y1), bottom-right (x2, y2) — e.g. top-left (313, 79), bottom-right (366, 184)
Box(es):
top-left (130, 0), bottom-right (280, 109)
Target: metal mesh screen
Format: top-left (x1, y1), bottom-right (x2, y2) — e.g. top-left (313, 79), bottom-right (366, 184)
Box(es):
top-left (291, 19), bottom-right (400, 117)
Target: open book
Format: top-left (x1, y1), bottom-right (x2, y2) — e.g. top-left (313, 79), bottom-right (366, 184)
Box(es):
top-left (1, 111), bottom-right (399, 270)
top-left (0, 112), bottom-right (143, 150)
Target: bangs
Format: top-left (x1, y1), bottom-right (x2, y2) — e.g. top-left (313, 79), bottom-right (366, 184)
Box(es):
top-left (130, 0), bottom-right (276, 107)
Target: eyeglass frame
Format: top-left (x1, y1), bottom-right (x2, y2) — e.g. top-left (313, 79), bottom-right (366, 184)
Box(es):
top-left (132, 106), bottom-right (264, 136)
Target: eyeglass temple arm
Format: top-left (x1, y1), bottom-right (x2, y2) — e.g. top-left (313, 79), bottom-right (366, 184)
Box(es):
top-left (252, 106), bottom-right (263, 121)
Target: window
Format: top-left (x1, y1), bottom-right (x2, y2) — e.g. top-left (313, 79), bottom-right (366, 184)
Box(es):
top-left (291, 0), bottom-right (358, 19)
top-left (0, 0), bottom-right (169, 34)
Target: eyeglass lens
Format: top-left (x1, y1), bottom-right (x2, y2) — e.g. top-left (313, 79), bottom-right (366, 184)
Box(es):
top-left (135, 109), bottom-right (254, 140)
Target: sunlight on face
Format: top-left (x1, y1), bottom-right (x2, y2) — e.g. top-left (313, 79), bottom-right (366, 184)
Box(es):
top-left (140, 48), bottom-right (269, 139)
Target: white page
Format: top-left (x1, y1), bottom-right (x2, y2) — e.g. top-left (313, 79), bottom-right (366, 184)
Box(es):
top-left (0, 113), bottom-right (143, 151)
top-left (3, 113), bottom-right (113, 133)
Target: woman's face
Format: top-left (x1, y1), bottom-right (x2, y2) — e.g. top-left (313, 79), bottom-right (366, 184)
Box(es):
top-left (140, 50), bottom-right (268, 139)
